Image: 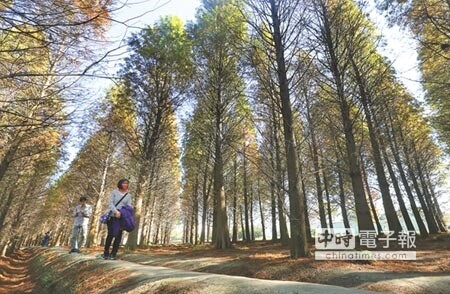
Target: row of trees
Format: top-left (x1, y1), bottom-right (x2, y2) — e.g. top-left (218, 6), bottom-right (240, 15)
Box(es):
top-left (32, 16), bottom-right (190, 250)
top-left (1, 0), bottom-right (447, 259)
top-left (0, 0), bottom-right (116, 255)
top-left (179, 0), bottom-right (448, 258)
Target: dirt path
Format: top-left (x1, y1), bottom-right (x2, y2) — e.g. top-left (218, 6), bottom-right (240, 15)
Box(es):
top-left (15, 247), bottom-right (377, 294)
top-left (114, 235), bottom-right (450, 294)
top-left (0, 249), bottom-right (42, 293)
top-left (118, 251), bottom-right (450, 294)
top-left (1, 234), bottom-right (449, 293)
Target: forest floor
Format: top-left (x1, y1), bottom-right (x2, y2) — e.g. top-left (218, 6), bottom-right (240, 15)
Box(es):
top-left (119, 233), bottom-right (450, 293)
top-left (0, 233), bottom-right (448, 293)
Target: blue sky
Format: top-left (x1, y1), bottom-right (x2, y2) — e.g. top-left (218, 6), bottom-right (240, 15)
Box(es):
top-left (110, 0), bottom-right (201, 29)
top-left (105, 0), bottom-right (201, 64)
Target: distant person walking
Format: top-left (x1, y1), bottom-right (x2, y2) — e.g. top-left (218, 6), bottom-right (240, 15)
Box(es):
top-left (103, 179), bottom-right (132, 260)
top-left (41, 231), bottom-right (51, 247)
top-left (69, 196), bottom-right (92, 253)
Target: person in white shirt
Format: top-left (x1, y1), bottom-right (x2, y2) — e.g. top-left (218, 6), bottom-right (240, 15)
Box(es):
top-left (69, 196), bottom-right (92, 253)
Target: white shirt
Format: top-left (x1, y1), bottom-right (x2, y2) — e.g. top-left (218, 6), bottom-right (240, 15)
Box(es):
top-left (73, 204), bottom-right (92, 226)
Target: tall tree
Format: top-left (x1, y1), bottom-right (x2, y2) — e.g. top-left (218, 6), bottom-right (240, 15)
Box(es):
top-left (246, 0), bottom-right (310, 257)
top-left (308, 0), bottom-right (375, 232)
top-left (190, 0), bottom-right (248, 249)
top-left (121, 16), bottom-right (192, 249)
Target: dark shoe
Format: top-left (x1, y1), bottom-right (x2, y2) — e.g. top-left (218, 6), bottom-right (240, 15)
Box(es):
top-left (108, 254), bottom-right (117, 260)
top-left (69, 248), bottom-right (76, 254)
top-left (102, 253), bottom-right (109, 260)
top-left (75, 249), bottom-right (81, 253)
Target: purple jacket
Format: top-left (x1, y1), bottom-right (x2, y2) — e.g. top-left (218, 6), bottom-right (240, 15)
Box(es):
top-left (111, 205), bottom-right (135, 237)
top-left (120, 205), bottom-right (135, 232)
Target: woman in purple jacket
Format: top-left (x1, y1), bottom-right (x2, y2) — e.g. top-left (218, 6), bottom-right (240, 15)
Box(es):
top-left (103, 179), bottom-right (132, 260)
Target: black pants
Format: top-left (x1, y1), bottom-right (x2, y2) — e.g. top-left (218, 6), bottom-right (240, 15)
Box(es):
top-left (104, 218), bottom-right (123, 256)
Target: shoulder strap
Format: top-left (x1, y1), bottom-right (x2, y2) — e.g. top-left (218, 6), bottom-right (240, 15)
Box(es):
top-left (114, 192), bottom-right (128, 207)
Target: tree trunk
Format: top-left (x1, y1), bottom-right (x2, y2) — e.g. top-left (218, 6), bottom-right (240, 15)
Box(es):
top-left (200, 161), bottom-right (210, 243)
top-left (298, 160), bottom-right (312, 242)
top-left (212, 186), bottom-right (217, 243)
top-left (270, 150), bottom-right (278, 242)
top-left (275, 128), bottom-right (289, 244)
top-left (311, 141), bottom-right (327, 228)
top-left (240, 205), bottom-right (245, 241)
top-left (212, 97), bottom-right (231, 248)
top-left (0, 173), bottom-right (36, 240)
top-left (132, 159), bottom-right (157, 248)
top-left (193, 176), bottom-right (199, 244)
top-left (341, 97), bottom-right (375, 232)
top-left (0, 189), bottom-right (15, 230)
top-left (370, 101), bottom-right (416, 232)
top-left (270, 0), bottom-right (308, 257)
top-left (128, 92), bottom-right (167, 249)
top-left (361, 161), bottom-right (383, 233)
top-left (0, 135), bottom-right (23, 184)
top-left (243, 145), bottom-right (251, 242)
top-left (145, 191), bottom-right (158, 245)
top-left (232, 156), bottom-right (238, 243)
top-left (386, 112), bottom-right (428, 236)
top-left (87, 151), bottom-right (112, 247)
top-left (351, 59), bottom-right (402, 233)
top-left (189, 207), bottom-right (194, 244)
top-left (154, 221), bottom-right (160, 245)
top-left (268, 125), bottom-right (278, 242)
top-left (421, 180), bottom-right (445, 232)
top-left (207, 210), bottom-right (211, 243)
top-left (270, 97), bottom-right (289, 245)
top-left (257, 180), bottom-right (266, 241)
top-left (126, 164), bottom-right (149, 249)
top-left (335, 151), bottom-right (351, 229)
top-left (412, 149), bottom-right (446, 232)
top-left (323, 167), bottom-right (334, 229)
top-left (140, 161), bottom-right (159, 245)
top-left (250, 188), bottom-right (255, 241)
top-left (425, 172), bottom-right (447, 232)
top-left (398, 129), bottom-right (439, 234)
top-left (380, 143), bottom-right (416, 232)
top-left (306, 96), bottom-right (327, 228)
top-left (317, 0), bottom-right (375, 232)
